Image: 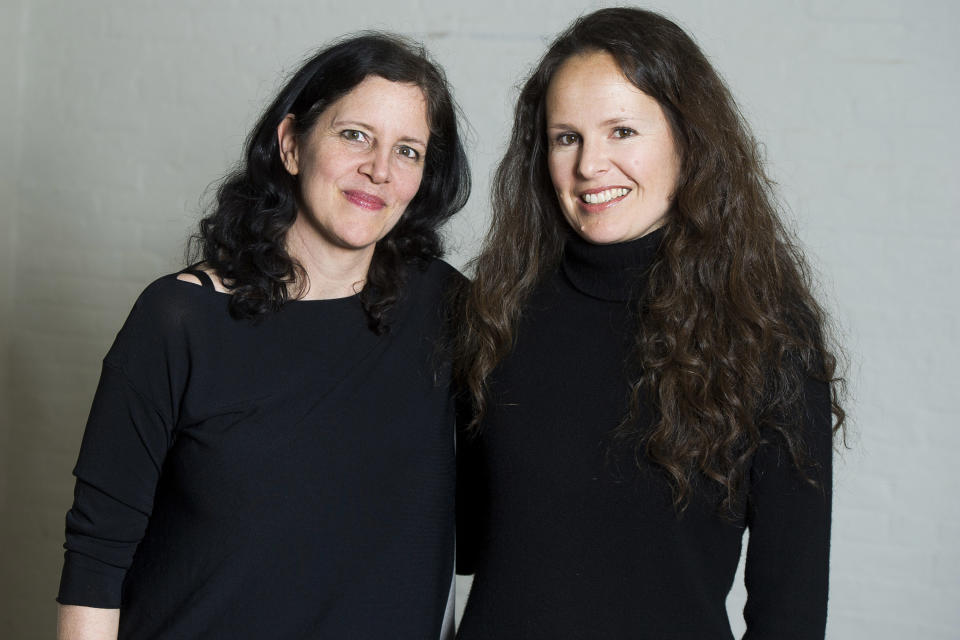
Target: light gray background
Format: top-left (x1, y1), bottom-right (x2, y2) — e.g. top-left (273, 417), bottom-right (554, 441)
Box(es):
top-left (1, 1), bottom-right (958, 638)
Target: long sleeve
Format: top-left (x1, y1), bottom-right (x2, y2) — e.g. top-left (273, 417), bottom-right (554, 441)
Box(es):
top-left (58, 282), bottom-right (184, 607)
top-left (455, 412), bottom-right (486, 577)
top-left (57, 262), bottom-right (461, 638)
top-left (742, 378), bottom-right (834, 639)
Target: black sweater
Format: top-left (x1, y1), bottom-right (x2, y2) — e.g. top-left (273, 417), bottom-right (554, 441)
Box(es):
top-left (456, 230), bottom-right (832, 639)
top-left (59, 260), bottom-right (460, 639)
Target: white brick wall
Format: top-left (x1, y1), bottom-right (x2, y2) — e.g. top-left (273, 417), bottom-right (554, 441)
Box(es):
top-left (1, 1), bottom-right (958, 637)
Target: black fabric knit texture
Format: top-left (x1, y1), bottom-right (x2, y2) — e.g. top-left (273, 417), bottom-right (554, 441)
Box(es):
top-left (456, 229), bottom-right (832, 640)
top-left (59, 260), bottom-right (461, 639)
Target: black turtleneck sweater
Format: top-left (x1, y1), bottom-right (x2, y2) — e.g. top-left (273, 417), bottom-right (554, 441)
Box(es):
top-left (456, 230), bottom-right (832, 640)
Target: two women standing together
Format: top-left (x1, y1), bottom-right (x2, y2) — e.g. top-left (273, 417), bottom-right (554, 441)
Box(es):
top-left (57, 8), bottom-right (844, 639)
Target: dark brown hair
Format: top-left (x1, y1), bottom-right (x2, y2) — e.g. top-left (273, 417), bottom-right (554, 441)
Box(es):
top-left (454, 7), bottom-right (845, 511)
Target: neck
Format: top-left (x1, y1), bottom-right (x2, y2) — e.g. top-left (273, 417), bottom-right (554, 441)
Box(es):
top-left (561, 227), bottom-right (665, 302)
top-left (285, 218), bottom-right (373, 300)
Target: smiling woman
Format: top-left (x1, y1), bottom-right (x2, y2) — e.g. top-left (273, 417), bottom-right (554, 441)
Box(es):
top-left (454, 7), bottom-right (845, 639)
top-left (545, 50), bottom-right (681, 244)
top-left (55, 32), bottom-right (470, 640)
top-left (277, 76), bottom-right (430, 270)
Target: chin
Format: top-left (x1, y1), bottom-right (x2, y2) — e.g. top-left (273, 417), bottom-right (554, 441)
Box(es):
top-left (574, 224), bottom-right (633, 245)
top-left (327, 225), bottom-right (385, 252)
top-left (577, 218), bottom-right (664, 245)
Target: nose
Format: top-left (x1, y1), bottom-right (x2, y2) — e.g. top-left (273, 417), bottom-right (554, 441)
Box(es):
top-left (360, 146), bottom-right (391, 184)
top-left (576, 138), bottom-right (609, 179)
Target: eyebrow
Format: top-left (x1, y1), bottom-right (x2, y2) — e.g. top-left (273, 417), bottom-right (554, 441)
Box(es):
top-left (600, 117), bottom-right (638, 127)
top-left (334, 119), bottom-right (428, 148)
top-left (546, 116), bottom-right (639, 131)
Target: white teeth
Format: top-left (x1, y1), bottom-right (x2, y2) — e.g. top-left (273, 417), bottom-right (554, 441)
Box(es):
top-left (582, 188), bottom-right (628, 204)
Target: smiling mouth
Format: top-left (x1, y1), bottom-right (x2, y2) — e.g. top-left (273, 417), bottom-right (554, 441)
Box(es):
top-left (580, 187), bottom-right (630, 205)
top-left (343, 190), bottom-right (386, 210)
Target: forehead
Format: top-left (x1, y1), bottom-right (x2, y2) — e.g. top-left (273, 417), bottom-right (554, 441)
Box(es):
top-left (546, 51), bottom-right (661, 124)
top-left (323, 75), bottom-right (430, 136)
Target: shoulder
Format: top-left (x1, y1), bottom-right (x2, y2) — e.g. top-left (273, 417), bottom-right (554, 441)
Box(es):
top-left (106, 273), bottom-right (228, 364)
top-left (175, 265), bottom-right (230, 293)
top-left (407, 258), bottom-right (467, 296)
top-left (389, 258), bottom-right (465, 330)
top-left (131, 272), bottom-right (224, 323)
top-left (419, 257), bottom-right (466, 283)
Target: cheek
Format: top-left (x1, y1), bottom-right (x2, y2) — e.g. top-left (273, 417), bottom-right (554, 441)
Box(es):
top-left (622, 144), bottom-right (652, 172)
top-left (647, 155), bottom-right (679, 198)
top-left (652, 140), bottom-right (682, 192)
top-left (397, 168), bottom-right (425, 204)
top-left (299, 152), bottom-right (342, 193)
top-left (547, 153), bottom-right (570, 195)
top-left (626, 150), bottom-right (674, 195)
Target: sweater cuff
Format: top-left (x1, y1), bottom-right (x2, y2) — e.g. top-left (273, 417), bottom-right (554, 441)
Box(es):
top-left (57, 550), bottom-right (126, 608)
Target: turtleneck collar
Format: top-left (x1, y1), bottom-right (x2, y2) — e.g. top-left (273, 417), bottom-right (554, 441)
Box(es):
top-left (561, 226), bottom-right (665, 302)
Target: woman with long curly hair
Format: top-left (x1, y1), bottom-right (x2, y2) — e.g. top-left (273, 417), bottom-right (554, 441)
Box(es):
top-left (56, 33), bottom-right (470, 639)
top-left (454, 8), bottom-right (844, 638)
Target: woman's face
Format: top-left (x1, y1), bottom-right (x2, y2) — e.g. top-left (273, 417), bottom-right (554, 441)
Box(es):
top-left (278, 75), bottom-right (430, 259)
top-left (546, 51), bottom-right (681, 245)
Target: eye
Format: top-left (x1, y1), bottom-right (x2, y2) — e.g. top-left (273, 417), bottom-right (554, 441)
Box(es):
top-left (396, 145), bottom-right (422, 161)
top-left (612, 127), bottom-right (637, 139)
top-left (554, 132), bottom-right (580, 146)
top-left (341, 129), bottom-right (368, 143)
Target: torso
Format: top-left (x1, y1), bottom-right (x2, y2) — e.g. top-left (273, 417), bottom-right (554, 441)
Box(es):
top-left (70, 260), bottom-right (462, 639)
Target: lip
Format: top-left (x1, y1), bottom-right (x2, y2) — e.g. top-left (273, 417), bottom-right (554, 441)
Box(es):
top-left (343, 190), bottom-right (386, 211)
top-left (577, 185), bottom-right (631, 213)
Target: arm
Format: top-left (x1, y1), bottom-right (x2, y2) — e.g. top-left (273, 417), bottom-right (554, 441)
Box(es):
top-left (742, 378), bottom-right (834, 640)
top-left (58, 363), bottom-right (171, 609)
top-left (455, 395), bottom-right (486, 576)
top-left (57, 281), bottom-right (184, 625)
top-left (57, 604), bottom-right (119, 640)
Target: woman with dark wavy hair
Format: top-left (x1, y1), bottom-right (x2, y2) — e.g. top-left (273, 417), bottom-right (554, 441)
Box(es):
top-left (56, 33), bottom-right (470, 639)
top-left (455, 8), bottom-right (844, 639)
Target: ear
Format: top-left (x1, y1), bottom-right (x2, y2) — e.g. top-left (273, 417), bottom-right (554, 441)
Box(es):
top-left (277, 114), bottom-right (300, 176)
